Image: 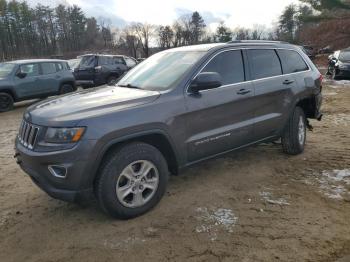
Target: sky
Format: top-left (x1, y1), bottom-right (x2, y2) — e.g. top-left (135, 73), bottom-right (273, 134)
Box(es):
top-left (28, 0), bottom-right (299, 30)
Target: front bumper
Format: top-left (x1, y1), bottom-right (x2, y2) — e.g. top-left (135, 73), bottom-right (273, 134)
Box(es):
top-left (15, 138), bottom-right (97, 202)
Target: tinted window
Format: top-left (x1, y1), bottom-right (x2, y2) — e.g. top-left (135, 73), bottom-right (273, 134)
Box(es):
top-left (339, 50), bottom-right (350, 61)
top-left (202, 50), bottom-right (245, 85)
top-left (113, 57), bottom-right (125, 65)
top-left (98, 56), bottom-right (113, 65)
top-left (20, 63), bottom-right (39, 77)
top-left (247, 49), bottom-right (282, 80)
top-left (41, 62), bottom-right (57, 75)
top-left (277, 49), bottom-right (309, 74)
top-left (79, 56), bottom-right (96, 68)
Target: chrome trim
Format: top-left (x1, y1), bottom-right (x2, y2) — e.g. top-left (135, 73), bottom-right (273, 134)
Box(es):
top-left (18, 119), bottom-right (40, 150)
top-left (186, 47), bottom-right (312, 94)
top-left (48, 165), bottom-right (67, 178)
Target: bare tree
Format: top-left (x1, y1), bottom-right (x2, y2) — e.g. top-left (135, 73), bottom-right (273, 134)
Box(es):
top-left (132, 22), bottom-right (155, 57)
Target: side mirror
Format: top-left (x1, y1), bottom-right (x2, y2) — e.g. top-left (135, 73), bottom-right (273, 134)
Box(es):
top-left (16, 71), bottom-right (27, 79)
top-left (189, 72), bottom-right (222, 93)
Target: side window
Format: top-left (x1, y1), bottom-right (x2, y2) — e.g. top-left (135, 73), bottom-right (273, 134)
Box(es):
top-left (247, 49), bottom-right (282, 80)
top-left (99, 56), bottom-right (113, 65)
top-left (125, 57), bottom-right (136, 67)
top-left (113, 57), bottom-right (125, 65)
top-left (56, 62), bottom-right (64, 71)
top-left (201, 50), bottom-right (245, 85)
top-left (277, 49), bottom-right (309, 74)
top-left (41, 63), bottom-right (57, 75)
top-left (19, 63), bottom-right (39, 77)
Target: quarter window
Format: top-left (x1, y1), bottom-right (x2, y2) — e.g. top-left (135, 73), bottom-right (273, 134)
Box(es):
top-left (41, 63), bottom-right (57, 75)
top-left (202, 50), bottom-right (245, 85)
top-left (247, 49), bottom-right (282, 80)
top-left (277, 49), bottom-right (309, 74)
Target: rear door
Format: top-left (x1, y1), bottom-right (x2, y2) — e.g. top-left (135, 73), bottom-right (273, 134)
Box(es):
top-left (37, 62), bottom-right (61, 94)
top-left (184, 49), bottom-right (255, 162)
top-left (13, 63), bottom-right (41, 98)
top-left (246, 49), bottom-right (298, 141)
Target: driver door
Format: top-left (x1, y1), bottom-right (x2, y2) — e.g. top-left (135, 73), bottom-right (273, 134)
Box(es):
top-left (13, 63), bottom-right (41, 98)
top-left (184, 49), bottom-right (255, 162)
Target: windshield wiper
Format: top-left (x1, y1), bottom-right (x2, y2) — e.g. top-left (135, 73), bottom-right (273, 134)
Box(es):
top-left (118, 83), bottom-right (141, 89)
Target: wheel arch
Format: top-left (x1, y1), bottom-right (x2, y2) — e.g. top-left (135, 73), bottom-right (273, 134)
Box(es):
top-left (0, 88), bottom-right (17, 102)
top-left (92, 130), bottom-right (180, 187)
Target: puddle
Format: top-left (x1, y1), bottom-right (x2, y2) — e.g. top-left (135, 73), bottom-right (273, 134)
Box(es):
top-left (259, 191), bottom-right (290, 206)
top-left (195, 207), bottom-right (238, 241)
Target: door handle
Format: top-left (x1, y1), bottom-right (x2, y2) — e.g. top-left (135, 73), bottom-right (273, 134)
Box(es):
top-left (283, 79), bottom-right (294, 85)
top-left (236, 89), bottom-right (251, 95)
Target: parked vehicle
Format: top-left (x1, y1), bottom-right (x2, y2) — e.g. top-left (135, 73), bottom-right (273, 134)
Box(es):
top-left (300, 45), bottom-right (316, 60)
top-left (73, 54), bottom-right (137, 87)
top-left (15, 41), bottom-right (323, 218)
top-left (319, 45), bottom-right (333, 54)
top-left (327, 49), bottom-right (350, 80)
top-left (0, 59), bottom-right (76, 112)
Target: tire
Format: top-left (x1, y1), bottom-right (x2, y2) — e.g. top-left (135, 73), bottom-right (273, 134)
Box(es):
top-left (0, 92), bottom-right (14, 112)
top-left (281, 106), bottom-right (306, 155)
top-left (59, 84), bottom-right (74, 95)
top-left (107, 76), bottom-right (118, 86)
top-left (96, 142), bottom-right (169, 219)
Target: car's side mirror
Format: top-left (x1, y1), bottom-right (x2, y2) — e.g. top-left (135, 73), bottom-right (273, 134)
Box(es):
top-left (16, 71), bottom-right (27, 79)
top-left (189, 72), bottom-right (222, 94)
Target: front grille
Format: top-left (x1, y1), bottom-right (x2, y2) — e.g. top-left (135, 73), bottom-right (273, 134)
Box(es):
top-left (18, 120), bottom-right (40, 150)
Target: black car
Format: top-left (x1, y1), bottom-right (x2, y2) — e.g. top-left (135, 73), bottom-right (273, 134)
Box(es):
top-left (327, 49), bottom-right (350, 80)
top-left (73, 54), bottom-right (138, 87)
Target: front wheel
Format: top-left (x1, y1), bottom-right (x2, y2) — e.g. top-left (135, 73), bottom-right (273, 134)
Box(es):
top-left (0, 92), bottom-right (14, 112)
top-left (281, 107), bottom-right (306, 155)
top-left (96, 142), bottom-right (169, 219)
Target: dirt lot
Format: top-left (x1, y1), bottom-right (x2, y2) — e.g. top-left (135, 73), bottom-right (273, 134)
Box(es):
top-left (0, 79), bottom-right (350, 262)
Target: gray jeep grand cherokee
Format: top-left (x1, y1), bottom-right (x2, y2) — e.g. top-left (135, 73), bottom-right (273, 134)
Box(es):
top-left (15, 41), bottom-right (323, 219)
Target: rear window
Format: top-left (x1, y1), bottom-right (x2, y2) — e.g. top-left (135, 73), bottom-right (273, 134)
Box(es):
top-left (247, 49), bottom-right (282, 80)
top-left (277, 49), bottom-right (309, 74)
top-left (202, 50), bottom-right (245, 85)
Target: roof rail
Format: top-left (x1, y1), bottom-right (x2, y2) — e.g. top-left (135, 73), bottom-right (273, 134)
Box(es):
top-left (227, 40), bottom-right (290, 44)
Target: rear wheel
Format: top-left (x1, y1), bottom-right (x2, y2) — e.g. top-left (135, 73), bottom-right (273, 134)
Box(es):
top-left (96, 142), bottom-right (169, 219)
top-left (281, 106), bottom-right (306, 155)
top-left (59, 84), bottom-right (74, 95)
top-left (0, 92), bottom-right (14, 112)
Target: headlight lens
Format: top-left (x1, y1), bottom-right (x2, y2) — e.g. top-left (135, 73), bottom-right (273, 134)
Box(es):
top-left (45, 127), bottom-right (85, 143)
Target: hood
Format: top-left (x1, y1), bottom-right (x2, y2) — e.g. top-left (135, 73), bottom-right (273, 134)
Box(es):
top-left (26, 85), bottom-right (160, 126)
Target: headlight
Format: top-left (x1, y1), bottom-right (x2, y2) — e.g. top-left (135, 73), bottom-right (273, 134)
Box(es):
top-left (45, 127), bottom-right (85, 143)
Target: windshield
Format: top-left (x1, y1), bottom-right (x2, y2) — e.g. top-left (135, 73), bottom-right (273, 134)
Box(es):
top-left (118, 50), bottom-right (205, 91)
top-left (339, 51), bottom-right (350, 61)
top-left (0, 63), bottom-right (15, 78)
top-left (68, 58), bottom-right (81, 69)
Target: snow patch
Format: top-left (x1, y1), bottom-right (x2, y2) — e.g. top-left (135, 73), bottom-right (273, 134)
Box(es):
top-left (103, 236), bottom-right (146, 250)
top-left (306, 169), bottom-right (350, 200)
top-left (195, 207), bottom-right (238, 241)
top-left (259, 191), bottom-right (290, 206)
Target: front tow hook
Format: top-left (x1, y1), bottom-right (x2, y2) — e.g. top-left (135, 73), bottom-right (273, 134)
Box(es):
top-left (14, 152), bottom-right (22, 164)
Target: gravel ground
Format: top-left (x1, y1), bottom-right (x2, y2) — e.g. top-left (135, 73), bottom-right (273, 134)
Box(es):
top-left (0, 81), bottom-right (350, 262)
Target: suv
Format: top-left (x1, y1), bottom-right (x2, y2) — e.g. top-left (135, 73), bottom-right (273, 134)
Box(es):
top-left (74, 54), bottom-right (137, 87)
top-left (15, 41), bottom-right (323, 219)
top-left (327, 49), bottom-right (350, 80)
top-left (0, 59), bottom-right (75, 112)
